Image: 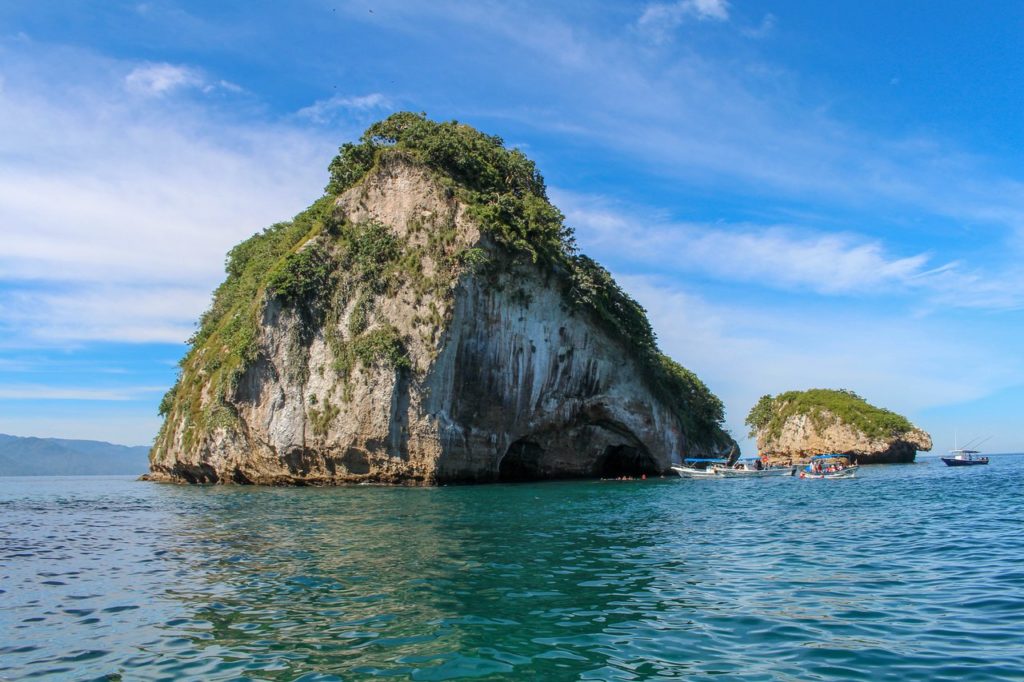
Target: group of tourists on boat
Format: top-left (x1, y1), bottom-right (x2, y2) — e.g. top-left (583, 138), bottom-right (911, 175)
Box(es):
top-left (798, 454), bottom-right (858, 479)
top-left (668, 439), bottom-right (993, 481)
top-left (670, 456), bottom-right (795, 478)
top-left (808, 458), bottom-right (847, 474)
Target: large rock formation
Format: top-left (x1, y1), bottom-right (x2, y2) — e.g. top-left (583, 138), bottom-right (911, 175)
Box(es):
top-left (148, 113), bottom-right (734, 485)
top-left (745, 388), bottom-right (932, 465)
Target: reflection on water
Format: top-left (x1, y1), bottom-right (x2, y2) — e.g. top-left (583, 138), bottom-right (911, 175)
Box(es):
top-left (2, 458), bottom-right (1023, 680)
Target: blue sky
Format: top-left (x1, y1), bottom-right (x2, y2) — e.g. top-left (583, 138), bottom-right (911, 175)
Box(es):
top-left (1, 0), bottom-right (1022, 454)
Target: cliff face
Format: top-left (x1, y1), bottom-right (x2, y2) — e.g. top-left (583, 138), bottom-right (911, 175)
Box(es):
top-left (747, 389), bottom-right (932, 465)
top-left (757, 412), bottom-right (932, 464)
top-left (149, 115), bottom-right (734, 484)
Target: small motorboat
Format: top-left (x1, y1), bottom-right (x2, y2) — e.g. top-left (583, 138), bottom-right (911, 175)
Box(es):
top-left (671, 458), bottom-right (727, 478)
top-left (799, 453), bottom-right (858, 480)
top-left (712, 458), bottom-right (793, 477)
top-left (941, 448), bottom-right (989, 466)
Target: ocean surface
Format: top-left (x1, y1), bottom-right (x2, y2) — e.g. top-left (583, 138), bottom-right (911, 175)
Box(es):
top-left (2, 456), bottom-right (1023, 681)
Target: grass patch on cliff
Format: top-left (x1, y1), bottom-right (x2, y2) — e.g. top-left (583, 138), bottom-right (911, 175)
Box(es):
top-left (353, 325), bottom-right (411, 370)
top-left (155, 197), bottom-right (338, 452)
top-left (267, 242), bottom-right (335, 306)
top-left (308, 398), bottom-right (340, 438)
top-left (745, 388), bottom-right (914, 441)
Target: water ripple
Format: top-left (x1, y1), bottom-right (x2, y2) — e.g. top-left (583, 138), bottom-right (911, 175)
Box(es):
top-left (1, 461), bottom-right (1023, 680)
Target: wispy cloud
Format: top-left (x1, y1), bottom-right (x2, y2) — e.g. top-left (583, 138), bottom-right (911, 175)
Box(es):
top-left (618, 275), bottom-right (1024, 450)
top-left (741, 13), bottom-right (776, 39)
top-left (123, 61), bottom-right (241, 96)
top-left (124, 62), bottom-right (204, 95)
top-left (297, 93), bottom-right (391, 124)
top-left (637, 0), bottom-right (730, 43)
top-left (365, 2), bottom-right (1024, 244)
top-left (0, 42), bottom-right (338, 345)
top-left (557, 189), bottom-right (1024, 309)
top-left (0, 384), bottom-right (165, 400)
top-left (0, 285), bottom-right (211, 344)
top-left (559, 191), bottom-right (923, 293)
top-left (640, 0), bottom-right (730, 26)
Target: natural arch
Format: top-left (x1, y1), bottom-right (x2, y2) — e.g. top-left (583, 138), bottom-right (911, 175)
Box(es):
top-left (597, 444), bottom-right (659, 478)
top-left (499, 439), bottom-right (546, 481)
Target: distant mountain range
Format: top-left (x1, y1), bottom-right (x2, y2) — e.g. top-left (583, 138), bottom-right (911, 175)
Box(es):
top-left (0, 433), bottom-right (150, 476)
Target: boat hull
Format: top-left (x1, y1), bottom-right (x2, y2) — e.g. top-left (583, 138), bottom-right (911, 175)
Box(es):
top-left (941, 457), bottom-right (989, 466)
top-left (712, 467), bottom-right (793, 478)
top-left (670, 466), bottom-right (719, 478)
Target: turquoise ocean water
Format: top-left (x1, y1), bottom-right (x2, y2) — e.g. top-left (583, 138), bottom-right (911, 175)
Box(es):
top-left (2, 456), bottom-right (1023, 681)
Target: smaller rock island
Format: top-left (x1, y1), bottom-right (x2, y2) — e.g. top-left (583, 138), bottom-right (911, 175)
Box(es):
top-left (745, 388), bottom-right (932, 465)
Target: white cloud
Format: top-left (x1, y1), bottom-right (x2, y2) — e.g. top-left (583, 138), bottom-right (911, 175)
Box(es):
top-left (555, 189), bottom-right (1024, 309)
top-left (123, 62), bottom-right (242, 96)
top-left (558, 191), bottom-right (932, 295)
top-left (638, 0), bottom-right (729, 43)
top-left (640, 0), bottom-right (730, 25)
top-left (0, 44), bottom-right (339, 346)
top-left (375, 2), bottom-right (1024, 244)
top-left (124, 62), bottom-right (204, 95)
top-left (0, 285), bottom-right (210, 344)
top-left (741, 13), bottom-right (776, 39)
top-left (0, 384), bottom-right (164, 400)
top-left (297, 93), bottom-right (391, 124)
top-left (619, 275), bottom-right (1024, 453)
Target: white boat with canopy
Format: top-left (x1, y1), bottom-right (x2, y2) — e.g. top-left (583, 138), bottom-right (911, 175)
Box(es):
top-left (712, 458), bottom-right (794, 477)
top-left (671, 458), bottom-right (727, 478)
top-left (798, 453), bottom-right (858, 479)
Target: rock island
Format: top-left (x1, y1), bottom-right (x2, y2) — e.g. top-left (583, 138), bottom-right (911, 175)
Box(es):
top-left (745, 388), bottom-right (932, 465)
top-left (148, 113), bottom-right (735, 485)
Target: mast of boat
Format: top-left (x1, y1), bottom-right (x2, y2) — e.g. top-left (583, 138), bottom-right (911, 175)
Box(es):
top-left (959, 434), bottom-right (992, 451)
top-left (970, 435), bottom-right (993, 450)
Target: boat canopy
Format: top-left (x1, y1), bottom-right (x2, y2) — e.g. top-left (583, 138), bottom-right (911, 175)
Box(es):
top-left (810, 453), bottom-right (850, 460)
top-left (950, 449), bottom-right (980, 454)
top-left (683, 458), bottom-right (728, 463)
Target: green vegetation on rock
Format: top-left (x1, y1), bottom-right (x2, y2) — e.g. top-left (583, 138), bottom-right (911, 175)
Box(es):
top-left (745, 388), bottom-right (913, 441)
top-left (325, 111), bottom-right (570, 266)
top-left (155, 196), bottom-right (337, 450)
top-left (156, 112), bottom-right (729, 454)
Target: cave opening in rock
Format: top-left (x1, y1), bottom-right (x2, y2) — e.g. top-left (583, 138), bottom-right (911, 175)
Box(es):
top-left (597, 444), bottom-right (659, 478)
top-left (499, 439), bottom-right (546, 481)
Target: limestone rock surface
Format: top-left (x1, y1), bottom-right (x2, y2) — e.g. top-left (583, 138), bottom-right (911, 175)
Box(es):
top-left (753, 405), bottom-right (929, 464)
